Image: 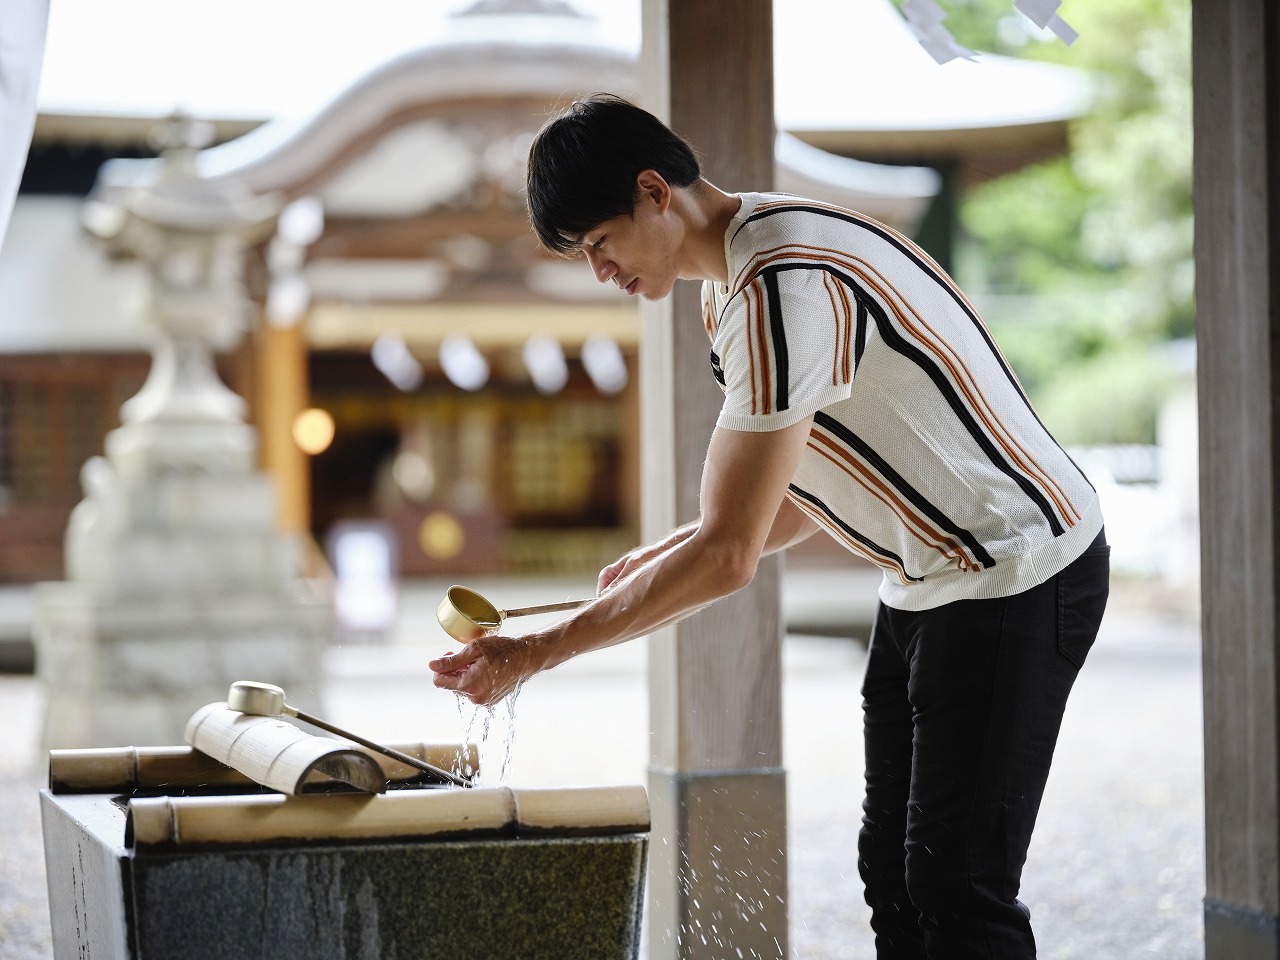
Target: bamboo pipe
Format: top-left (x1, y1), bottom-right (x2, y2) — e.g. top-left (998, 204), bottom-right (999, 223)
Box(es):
top-left (226, 681), bottom-right (471, 788)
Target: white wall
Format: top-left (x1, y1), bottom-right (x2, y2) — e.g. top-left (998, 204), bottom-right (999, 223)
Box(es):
top-left (0, 196), bottom-right (149, 353)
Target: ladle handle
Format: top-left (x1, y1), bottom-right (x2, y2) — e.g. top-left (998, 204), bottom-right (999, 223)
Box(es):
top-left (292, 708), bottom-right (471, 789)
top-left (500, 598), bottom-right (592, 619)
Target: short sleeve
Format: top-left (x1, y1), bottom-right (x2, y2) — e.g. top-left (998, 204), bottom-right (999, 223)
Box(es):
top-left (711, 267), bottom-right (857, 432)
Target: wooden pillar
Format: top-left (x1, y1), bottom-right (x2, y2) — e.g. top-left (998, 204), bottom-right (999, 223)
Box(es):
top-left (255, 321), bottom-right (310, 535)
top-left (640, 3), bottom-right (786, 958)
top-left (1194, 1), bottom-right (1280, 955)
top-left (619, 352), bottom-right (643, 540)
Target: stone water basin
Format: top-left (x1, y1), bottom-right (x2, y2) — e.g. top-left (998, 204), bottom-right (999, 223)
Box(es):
top-left (40, 744), bottom-right (649, 960)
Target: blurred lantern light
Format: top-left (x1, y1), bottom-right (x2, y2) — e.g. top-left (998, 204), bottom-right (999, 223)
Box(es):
top-left (419, 511), bottom-right (465, 560)
top-left (371, 332), bottom-right (425, 391)
top-left (278, 196), bottom-right (325, 246)
top-left (293, 408), bottom-right (335, 454)
top-left (440, 335), bottom-right (489, 391)
top-left (582, 334), bottom-right (628, 394)
top-left (522, 334), bottom-right (569, 394)
top-left (266, 273), bottom-right (310, 327)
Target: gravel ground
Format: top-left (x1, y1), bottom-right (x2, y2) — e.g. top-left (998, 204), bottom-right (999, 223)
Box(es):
top-left (0, 587), bottom-right (1203, 959)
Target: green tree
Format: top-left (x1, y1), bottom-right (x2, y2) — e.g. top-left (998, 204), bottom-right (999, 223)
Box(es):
top-left (909, 0), bottom-right (1194, 444)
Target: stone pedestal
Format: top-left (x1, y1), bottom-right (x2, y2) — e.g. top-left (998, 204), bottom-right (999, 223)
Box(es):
top-left (36, 582), bottom-right (330, 750)
top-left (35, 415), bottom-right (333, 749)
top-left (33, 112), bottom-right (334, 750)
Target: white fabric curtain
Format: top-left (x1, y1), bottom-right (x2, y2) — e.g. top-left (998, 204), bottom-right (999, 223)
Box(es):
top-left (0, 0), bottom-right (51, 250)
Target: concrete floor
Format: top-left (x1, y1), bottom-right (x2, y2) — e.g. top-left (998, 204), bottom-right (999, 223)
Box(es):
top-left (0, 575), bottom-right (1203, 959)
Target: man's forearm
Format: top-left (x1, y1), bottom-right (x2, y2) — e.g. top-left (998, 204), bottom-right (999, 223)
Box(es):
top-left (538, 527), bottom-right (752, 669)
top-left (636, 521), bottom-right (700, 564)
top-left (761, 496), bottom-right (820, 555)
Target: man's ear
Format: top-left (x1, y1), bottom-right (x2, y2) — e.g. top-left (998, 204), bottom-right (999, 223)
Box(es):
top-left (635, 169), bottom-right (672, 213)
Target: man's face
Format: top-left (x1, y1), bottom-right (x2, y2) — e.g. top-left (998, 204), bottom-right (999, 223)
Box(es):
top-left (575, 179), bottom-right (681, 302)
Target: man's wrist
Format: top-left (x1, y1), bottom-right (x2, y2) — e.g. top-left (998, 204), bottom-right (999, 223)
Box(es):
top-left (528, 624), bottom-right (574, 673)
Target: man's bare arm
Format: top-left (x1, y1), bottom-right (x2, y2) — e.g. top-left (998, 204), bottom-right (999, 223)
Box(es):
top-left (431, 415), bottom-right (816, 702)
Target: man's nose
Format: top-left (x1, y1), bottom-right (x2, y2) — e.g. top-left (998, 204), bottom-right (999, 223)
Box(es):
top-left (585, 248), bottom-right (616, 284)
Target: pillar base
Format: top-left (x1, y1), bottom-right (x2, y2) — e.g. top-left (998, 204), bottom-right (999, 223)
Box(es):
top-left (1206, 899), bottom-right (1280, 959)
top-left (647, 767), bottom-right (787, 960)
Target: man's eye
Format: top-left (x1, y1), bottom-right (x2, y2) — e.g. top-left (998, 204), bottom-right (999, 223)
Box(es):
top-left (593, 236), bottom-right (605, 250)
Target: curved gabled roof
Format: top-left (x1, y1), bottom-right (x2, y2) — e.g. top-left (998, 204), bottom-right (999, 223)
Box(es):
top-left (92, 0), bottom-right (940, 233)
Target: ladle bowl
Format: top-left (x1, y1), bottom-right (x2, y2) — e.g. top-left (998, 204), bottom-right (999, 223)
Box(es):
top-left (436, 585), bottom-right (590, 644)
top-left (226, 680), bottom-right (289, 717)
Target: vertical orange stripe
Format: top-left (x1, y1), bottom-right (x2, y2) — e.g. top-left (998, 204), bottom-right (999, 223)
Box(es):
top-left (788, 492), bottom-right (914, 585)
top-left (808, 433), bottom-right (974, 570)
top-left (733, 244), bottom-right (1080, 525)
top-left (821, 272), bottom-right (843, 386)
top-left (753, 279), bottom-right (772, 416)
top-left (846, 259), bottom-right (1082, 525)
top-left (835, 276), bottom-right (855, 383)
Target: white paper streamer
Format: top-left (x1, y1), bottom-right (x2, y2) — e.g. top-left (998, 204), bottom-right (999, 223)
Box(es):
top-left (901, 0), bottom-right (976, 65)
top-left (900, 0), bottom-right (1080, 61)
top-left (1014, 0), bottom-right (1079, 46)
top-left (0, 0), bottom-right (51, 253)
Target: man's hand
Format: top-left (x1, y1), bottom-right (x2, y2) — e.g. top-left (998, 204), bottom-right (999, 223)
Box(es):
top-left (430, 633), bottom-right (546, 707)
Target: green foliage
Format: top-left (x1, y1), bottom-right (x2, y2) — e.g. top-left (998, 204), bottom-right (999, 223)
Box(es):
top-left (907, 0), bottom-right (1195, 444)
top-left (1032, 342), bottom-right (1177, 445)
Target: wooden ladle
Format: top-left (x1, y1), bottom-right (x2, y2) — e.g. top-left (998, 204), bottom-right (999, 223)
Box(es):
top-left (226, 680), bottom-right (471, 788)
top-left (436, 585), bottom-right (590, 644)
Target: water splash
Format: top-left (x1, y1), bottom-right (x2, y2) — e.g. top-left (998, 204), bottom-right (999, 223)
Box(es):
top-left (450, 681), bottom-right (524, 787)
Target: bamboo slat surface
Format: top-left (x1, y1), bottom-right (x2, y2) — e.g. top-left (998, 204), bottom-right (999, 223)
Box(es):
top-left (184, 702), bottom-right (386, 795)
top-left (125, 784), bottom-right (651, 849)
top-left (48, 741), bottom-right (480, 794)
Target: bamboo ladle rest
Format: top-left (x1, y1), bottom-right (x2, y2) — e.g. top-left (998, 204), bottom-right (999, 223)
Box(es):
top-left (226, 681), bottom-right (471, 788)
top-left (436, 585), bottom-right (591, 644)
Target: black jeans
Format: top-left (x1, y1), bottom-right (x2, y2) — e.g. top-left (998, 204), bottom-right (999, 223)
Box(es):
top-left (857, 533), bottom-right (1110, 959)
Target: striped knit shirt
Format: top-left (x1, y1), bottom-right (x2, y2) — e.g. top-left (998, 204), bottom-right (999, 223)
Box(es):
top-left (704, 192), bottom-right (1103, 611)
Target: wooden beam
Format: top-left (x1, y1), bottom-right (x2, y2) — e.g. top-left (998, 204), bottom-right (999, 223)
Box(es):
top-left (640, 2), bottom-right (786, 958)
top-left (304, 302), bottom-right (638, 352)
top-left (1193, 1), bottom-right (1280, 956)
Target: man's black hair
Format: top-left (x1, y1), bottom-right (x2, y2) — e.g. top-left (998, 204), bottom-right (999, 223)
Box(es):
top-left (526, 93), bottom-right (701, 255)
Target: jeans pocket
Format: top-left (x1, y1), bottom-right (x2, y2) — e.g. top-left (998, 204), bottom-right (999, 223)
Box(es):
top-left (1056, 542), bottom-right (1111, 669)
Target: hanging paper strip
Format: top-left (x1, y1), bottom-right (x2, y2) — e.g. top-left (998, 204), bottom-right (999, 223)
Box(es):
top-left (900, 0), bottom-right (976, 65)
top-left (1013, 0), bottom-right (1079, 46)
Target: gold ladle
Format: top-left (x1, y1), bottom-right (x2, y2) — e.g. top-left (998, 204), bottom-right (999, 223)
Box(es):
top-left (436, 585), bottom-right (590, 644)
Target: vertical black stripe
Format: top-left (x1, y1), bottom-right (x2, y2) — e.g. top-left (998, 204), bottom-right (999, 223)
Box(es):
top-left (854, 297), bottom-right (868, 370)
top-left (764, 262), bottom-right (1066, 535)
top-left (813, 411), bottom-right (996, 568)
top-left (762, 271), bottom-right (789, 412)
top-left (743, 201), bottom-right (1094, 491)
top-left (746, 204), bottom-right (1018, 378)
top-left (709, 349), bottom-right (726, 386)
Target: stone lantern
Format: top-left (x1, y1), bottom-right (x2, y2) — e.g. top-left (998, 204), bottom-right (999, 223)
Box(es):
top-left (33, 113), bottom-right (334, 749)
